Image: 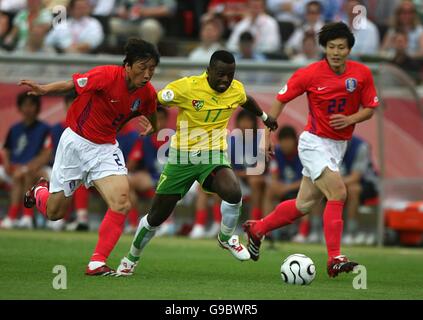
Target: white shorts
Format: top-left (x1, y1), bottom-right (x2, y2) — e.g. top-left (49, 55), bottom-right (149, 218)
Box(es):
top-left (298, 131), bottom-right (347, 182)
top-left (50, 128), bottom-right (128, 197)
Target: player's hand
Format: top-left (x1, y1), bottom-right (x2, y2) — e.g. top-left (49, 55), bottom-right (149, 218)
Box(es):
top-left (329, 114), bottom-right (353, 130)
top-left (263, 115), bottom-right (278, 132)
top-left (138, 115), bottom-right (153, 136)
top-left (18, 80), bottom-right (47, 96)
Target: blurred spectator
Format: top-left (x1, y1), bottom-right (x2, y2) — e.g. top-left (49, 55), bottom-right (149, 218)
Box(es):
top-left (226, 0), bottom-right (281, 54)
top-left (111, 0), bottom-right (176, 48)
top-left (290, 30), bottom-right (321, 63)
top-left (189, 187), bottom-right (222, 239)
top-left (362, 0), bottom-right (401, 40)
top-left (344, 0), bottom-right (380, 57)
top-left (390, 30), bottom-right (422, 84)
top-left (266, 0), bottom-right (307, 26)
top-left (382, 0), bottom-right (423, 58)
top-left (230, 109), bottom-right (265, 221)
top-left (3, 0), bottom-right (52, 51)
top-left (0, 11), bottom-right (11, 50)
top-left (90, 0), bottom-right (117, 43)
top-left (0, 0), bottom-right (26, 14)
top-left (285, 1), bottom-right (324, 57)
top-left (340, 135), bottom-right (379, 245)
top-left (45, 0), bottom-right (104, 53)
top-left (263, 126), bottom-right (302, 218)
top-left (0, 92), bottom-right (52, 230)
top-left (189, 15), bottom-right (225, 62)
top-left (234, 31), bottom-right (266, 61)
top-left (207, 0), bottom-right (248, 37)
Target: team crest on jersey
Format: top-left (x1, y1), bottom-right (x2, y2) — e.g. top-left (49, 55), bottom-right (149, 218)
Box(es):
top-left (131, 98), bottom-right (141, 112)
top-left (345, 78), bottom-right (358, 93)
top-left (192, 100), bottom-right (204, 111)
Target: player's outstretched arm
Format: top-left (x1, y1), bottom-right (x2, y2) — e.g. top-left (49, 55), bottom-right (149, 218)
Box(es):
top-left (18, 79), bottom-right (75, 96)
top-left (241, 95), bottom-right (278, 131)
top-left (263, 100), bottom-right (286, 161)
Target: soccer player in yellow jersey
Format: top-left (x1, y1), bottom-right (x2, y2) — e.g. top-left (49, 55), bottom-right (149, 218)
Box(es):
top-left (117, 50), bottom-right (278, 275)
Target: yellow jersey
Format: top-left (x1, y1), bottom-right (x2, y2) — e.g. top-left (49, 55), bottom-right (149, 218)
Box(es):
top-left (157, 72), bottom-right (247, 151)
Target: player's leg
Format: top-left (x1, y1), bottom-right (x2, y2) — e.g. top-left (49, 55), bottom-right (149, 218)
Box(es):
top-left (314, 168), bottom-right (358, 277)
top-left (4, 173), bottom-right (24, 228)
top-left (243, 176), bottom-right (323, 260)
top-left (85, 174), bottom-right (131, 275)
top-left (202, 166), bottom-right (250, 261)
top-left (343, 181), bottom-right (362, 244)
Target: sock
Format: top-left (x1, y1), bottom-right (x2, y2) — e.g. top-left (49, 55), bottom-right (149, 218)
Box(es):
top-left (219, 200), bottom-right (242, 242)
top-left (212, 203), bottom-right (221, 222)
top-left (90, 209), bottom-right (126, 263)
top-left (128, 214), bottom-right (158, 262)
top-left (76, 209), bottom-right (88, 224)
top-left (7, 204), bottom-right (21, 220)
top-left (251, 207), bottom-right (263, 220)
top-left (35, 187), bottom-right (49, 218)
top-left (323, 200), bottom-right (344, 258)
top-left (74, 186), bottom-right (89, 210)
top-left (194, 209), bottom-right (208, 226)
top-left (23, 207), bottom-right (34, 217)
top-left (255, 199), bottom-right (304, 237)
top-left (298, 218), bottom-right (310, 237)
top-left (127, 207), bottom-right (139, 227)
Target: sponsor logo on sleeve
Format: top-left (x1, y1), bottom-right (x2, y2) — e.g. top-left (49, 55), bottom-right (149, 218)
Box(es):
top-left (279, 84), bottom-right (288, 95)
top-left (76, 77), bottom-right (88, 88)
top-left (161, 89), bottom-right (174, 102)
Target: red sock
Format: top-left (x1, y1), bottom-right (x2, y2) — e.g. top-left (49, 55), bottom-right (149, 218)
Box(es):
top-left (35, 187), bottom-right (49, 218)
top-left (127, 207), bottom-right (139, 227)
top-left (251, 207), bottom-right (263, 220)
top-left (7, 204), bottom-right (21, 220)
top-left (255, 199), bottom-right (304, 236)
top-left (91, 209), bottom-right (126, 263)
top-left (194, 209), bottom-right (208, 226)
top-left (23, 207), bottom-right (34, 217)
top-left (74, 186), bottom-right (89, 210)
top-left (323, 200), bottom-right (344, 258)
top-left (298, 219), bottom-right (310, 237)
top-left (212, 203), bottom-right (221, 222)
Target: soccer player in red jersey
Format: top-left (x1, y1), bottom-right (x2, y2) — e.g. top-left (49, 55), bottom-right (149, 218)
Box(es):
top-left (243, 22), bottom-right (379, 277)
top-left (20, 38), bottom-right (160, 276)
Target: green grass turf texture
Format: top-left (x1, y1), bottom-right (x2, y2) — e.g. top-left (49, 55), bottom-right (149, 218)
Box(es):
top-left (0, 230), bottom-right (422, 300)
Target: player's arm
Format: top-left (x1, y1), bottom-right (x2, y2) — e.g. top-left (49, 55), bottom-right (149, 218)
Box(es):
top-left (264, 100), bottom-right (287, 160)
top-left (241, 95), bottom-right (278, 131)
top-left (18, 79), bottom-right (75, 96)
top-left (329, 107), bottom-right (375, 130)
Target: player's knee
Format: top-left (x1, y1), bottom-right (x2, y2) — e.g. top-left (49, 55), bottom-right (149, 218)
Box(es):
top-left (110, 194), bottom-right (131, 214)
top-left (296, 199), bottom-right (315, 215)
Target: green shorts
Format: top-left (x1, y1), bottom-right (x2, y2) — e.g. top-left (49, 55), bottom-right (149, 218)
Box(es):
top-left (156, 148), bottom-right (232, 197)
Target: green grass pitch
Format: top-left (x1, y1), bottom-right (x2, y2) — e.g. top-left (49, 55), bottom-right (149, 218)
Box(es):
top-left (0, 230), bottom-right (422, 300)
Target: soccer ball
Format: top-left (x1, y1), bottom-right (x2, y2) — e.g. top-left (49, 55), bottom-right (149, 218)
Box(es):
top-left (280, 254), bottom-right (316, 285)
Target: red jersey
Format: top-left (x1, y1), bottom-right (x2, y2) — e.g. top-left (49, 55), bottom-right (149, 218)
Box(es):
top-left (67, 65), bottom-right (157, 144)
top-left (276, 59), bottom-right (379, 141)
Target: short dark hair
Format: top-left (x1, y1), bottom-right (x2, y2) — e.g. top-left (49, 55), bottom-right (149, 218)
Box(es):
top-left (123, 38), bottom-right (160, 67)
top-left (318, 22), bottom-right (355, 49)
top-left (240, 31), bottom-right (254, 43)
top-left (307, 1), bottom-right (322, 12)
top-left (277, 125), bottom-right (298, 141)
top-left (210, 50), bottom-right (235, 67)
top-left (17, 92), bottom-right (41, 113)
top-left (236, 109), bottom-right (258, 130)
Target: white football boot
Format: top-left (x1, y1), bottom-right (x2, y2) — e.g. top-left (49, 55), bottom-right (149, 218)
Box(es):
top-left (218, 234), bottom-right (250, 261)
top-left (116, 257), bottom-right (138, 276)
